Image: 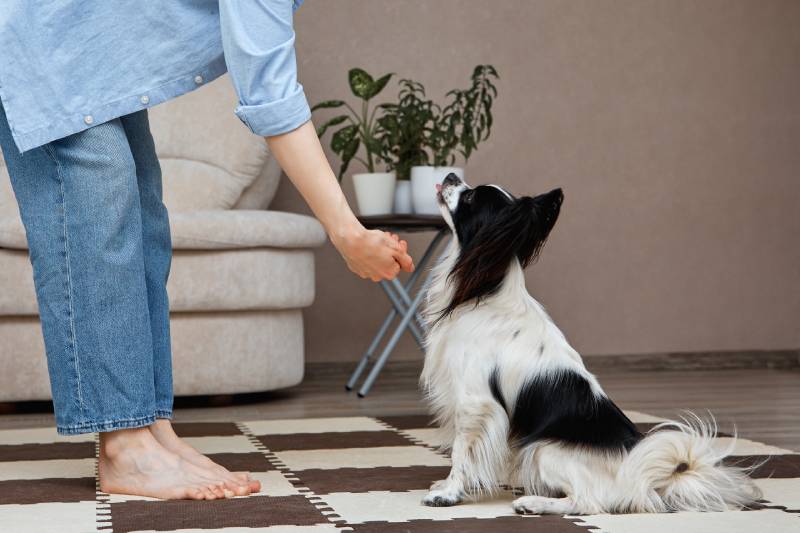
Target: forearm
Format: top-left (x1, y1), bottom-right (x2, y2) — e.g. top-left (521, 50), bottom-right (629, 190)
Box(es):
top-left (266, 120), bottom-right (413, 280)
top-left (265, 121), bottom-right (362, 243)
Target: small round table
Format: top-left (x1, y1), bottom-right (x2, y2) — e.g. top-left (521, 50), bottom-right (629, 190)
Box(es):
top-left (346, 214), bottom-right (451, 397)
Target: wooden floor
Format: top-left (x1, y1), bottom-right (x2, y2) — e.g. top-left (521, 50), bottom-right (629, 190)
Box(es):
top-left (1, 366), bottom-right (798, 451)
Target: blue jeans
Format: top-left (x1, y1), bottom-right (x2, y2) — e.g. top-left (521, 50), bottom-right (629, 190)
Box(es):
top-left (0, 103), bottom-right (174, 434)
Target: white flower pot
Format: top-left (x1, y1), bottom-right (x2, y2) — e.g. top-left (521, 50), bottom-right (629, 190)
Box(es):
top-left (352, 172), bottom-right (396, 216)
top-left (410, 166), bottom-right (464, 215)
top-left (393, 180), bottom-right (413, 214)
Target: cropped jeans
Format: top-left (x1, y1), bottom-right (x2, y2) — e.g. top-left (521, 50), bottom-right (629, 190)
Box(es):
top-left (0, 103), bottom-right (174, 434)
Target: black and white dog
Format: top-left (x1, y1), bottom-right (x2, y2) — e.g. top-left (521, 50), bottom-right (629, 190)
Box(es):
top-left (420, 174), bottom-right (760, 515)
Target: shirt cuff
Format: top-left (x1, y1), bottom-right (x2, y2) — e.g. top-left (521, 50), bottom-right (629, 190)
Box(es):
top-left (234, 84), bottom-right (311, 137)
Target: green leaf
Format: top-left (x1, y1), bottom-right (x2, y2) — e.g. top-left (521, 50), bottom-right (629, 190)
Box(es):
top-left (315, 115), bottom-right (348, 138)
top-left (368, 72), bottom-right (394, 99)
top-left (338, 138), bottom-right (360, 179)
top-left (311, 99), bottom-right (345, 112)
top-left (331, 125), bottom-right (358, 152)
top-left (364, 135), bottom-right (383, 156)
top-left (343, 137), bottom-right (361, 163)
top-left (348, 68), bottom-right (374, 99)
top-left (338, 160), bottom-right (349, 181)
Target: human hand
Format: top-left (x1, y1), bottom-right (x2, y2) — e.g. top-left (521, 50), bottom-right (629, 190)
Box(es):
top-left (331, 225), bottom-right (414, 282)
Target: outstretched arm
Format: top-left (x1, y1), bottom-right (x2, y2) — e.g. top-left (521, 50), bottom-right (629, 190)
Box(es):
top-left (266, 122), bottom-right (414, 281)
top-left (219, 1), bottom-right (413, 281)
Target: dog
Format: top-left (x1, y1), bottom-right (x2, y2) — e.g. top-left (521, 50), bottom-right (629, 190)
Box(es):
top-left (419, 173), bottom-right (761, 515)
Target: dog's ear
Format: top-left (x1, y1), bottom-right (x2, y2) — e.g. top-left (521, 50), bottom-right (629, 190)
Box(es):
top-left (516, 187), bottom-right (564, 267)
top-left (441, 188), bottom-right (563, 318)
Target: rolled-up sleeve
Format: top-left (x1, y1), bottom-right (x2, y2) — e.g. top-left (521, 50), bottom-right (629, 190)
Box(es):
top-left (220, 0), bottom-right (311, 137)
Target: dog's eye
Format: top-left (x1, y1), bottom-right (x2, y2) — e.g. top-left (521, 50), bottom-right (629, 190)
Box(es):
top-left (463, 190), bottom-right (475, 204)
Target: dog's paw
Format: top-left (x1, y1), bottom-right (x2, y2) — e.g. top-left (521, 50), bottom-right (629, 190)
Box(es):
top-left (512, 496), bottom-right (545, 515)
top-left (512, 495), bottom-right (577, 515)
top-left (422, 488), bottom-right (463, 507)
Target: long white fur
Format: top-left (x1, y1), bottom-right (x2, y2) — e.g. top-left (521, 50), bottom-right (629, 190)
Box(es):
top-left (420, 182), bottom-right (761, 514)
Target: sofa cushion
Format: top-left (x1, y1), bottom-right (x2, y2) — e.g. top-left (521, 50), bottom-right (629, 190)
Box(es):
top-left (150, 76), bottom-right (280, 211)
top-left (168, 248), bottom-right (317, 312)
top-left (233, 157), bottom-right (283, 211)
top-left (0, 245), bottom-right (318, 316)
top-left (159, 158), bottom-right (251, 212)
top-left (0, 210), bottom-right (326, 251)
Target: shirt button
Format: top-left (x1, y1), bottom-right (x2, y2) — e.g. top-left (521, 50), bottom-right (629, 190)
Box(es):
top-left (194, 75), bottom-right (204, 85)
top-left (140, 95), bottom-right (150, 105)
top-left (84, 115), bottom-right (94, 125)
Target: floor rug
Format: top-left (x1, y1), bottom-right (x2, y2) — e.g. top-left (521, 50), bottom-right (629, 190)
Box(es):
top-left (0, 411), bottom-right (798, 532)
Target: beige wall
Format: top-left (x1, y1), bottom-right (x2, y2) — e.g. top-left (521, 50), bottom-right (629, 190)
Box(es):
top-left (271, 0), bottom-right (800, 363)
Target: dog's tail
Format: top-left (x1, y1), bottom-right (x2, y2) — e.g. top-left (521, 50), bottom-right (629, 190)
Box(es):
top-left (614, 413), bottom-right (762, 513)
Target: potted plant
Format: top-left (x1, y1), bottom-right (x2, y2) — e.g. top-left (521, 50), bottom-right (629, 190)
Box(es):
top-left (313, 68), bottom-right (396, 216)
top-left (376, 79), bottom-right (434, 214)
top-left (385, 65), bottom-right (499, 215)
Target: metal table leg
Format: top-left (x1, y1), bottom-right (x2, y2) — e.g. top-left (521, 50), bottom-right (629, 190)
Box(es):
top-left (379, 282), bottom-right (426, 348)
top-left (356, 237), bottom-right (451, 397)
top-left (345, 230), bottom-right (448, 392)
top-left (388, 277), bottom-right (427, 331)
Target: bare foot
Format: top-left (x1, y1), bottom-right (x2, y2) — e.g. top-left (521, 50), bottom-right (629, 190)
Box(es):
top-left (149, 419), bottom-right (261, 494)
top-left (98, 427), bottom-right (236, 500)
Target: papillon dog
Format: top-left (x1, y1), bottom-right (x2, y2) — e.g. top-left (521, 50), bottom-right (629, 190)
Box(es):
top-left (420, 173), bottom-right (760, 515)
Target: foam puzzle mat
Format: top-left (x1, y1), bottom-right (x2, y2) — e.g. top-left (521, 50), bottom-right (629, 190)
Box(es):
top-left (0, 411), bottom-right (798, 532)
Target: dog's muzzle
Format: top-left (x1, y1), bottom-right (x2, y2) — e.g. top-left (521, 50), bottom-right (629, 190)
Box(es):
top-left (437, 173), bottom-right (464, 205)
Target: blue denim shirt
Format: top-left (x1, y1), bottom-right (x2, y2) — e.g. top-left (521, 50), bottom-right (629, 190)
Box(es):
top-left (0, 0), bottom-right (308, 153)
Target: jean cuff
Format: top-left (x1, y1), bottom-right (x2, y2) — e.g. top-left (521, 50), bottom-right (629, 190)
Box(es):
top-left (57, 413), bottom-right (162, 436)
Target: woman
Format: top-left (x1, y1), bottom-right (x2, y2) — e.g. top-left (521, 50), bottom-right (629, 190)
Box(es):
top-left (0, 1), bottom-right (414, 500)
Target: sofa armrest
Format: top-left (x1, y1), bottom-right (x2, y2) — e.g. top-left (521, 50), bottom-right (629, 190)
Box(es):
top-left (0, 209), bottom-right (327, 252)
top-left (169, 210), bottom-right (326, 250)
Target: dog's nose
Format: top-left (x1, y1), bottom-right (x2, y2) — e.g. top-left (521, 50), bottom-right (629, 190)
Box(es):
top-left (442, 173), bottom-right (461, 187)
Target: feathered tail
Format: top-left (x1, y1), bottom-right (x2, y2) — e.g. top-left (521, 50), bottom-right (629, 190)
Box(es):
top-left (614, 414), bottom-right (762, 513)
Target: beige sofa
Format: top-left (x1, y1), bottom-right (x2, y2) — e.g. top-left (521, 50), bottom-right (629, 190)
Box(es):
top-left (0, 76), bottom-right (326, 402)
